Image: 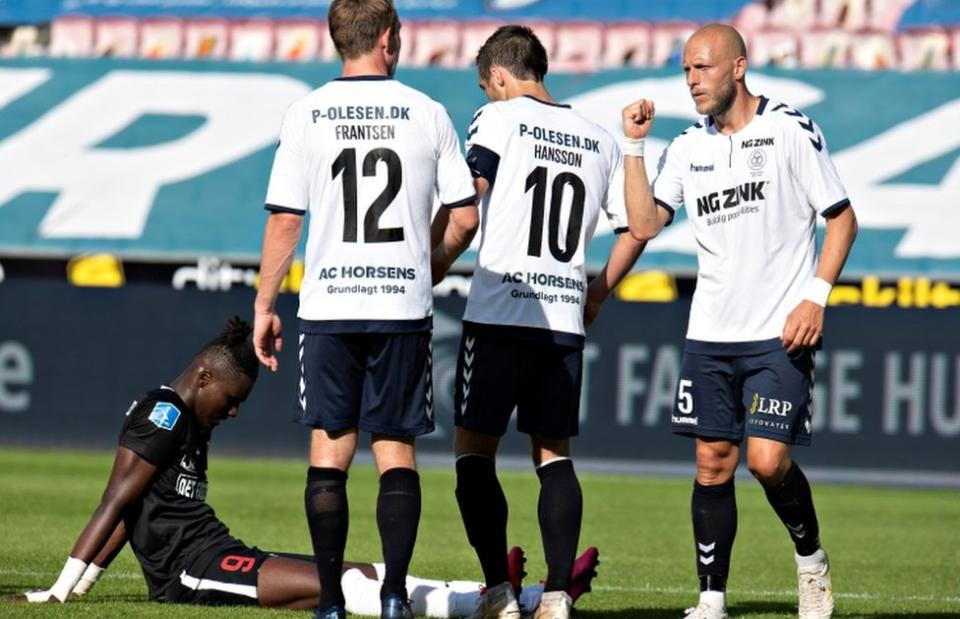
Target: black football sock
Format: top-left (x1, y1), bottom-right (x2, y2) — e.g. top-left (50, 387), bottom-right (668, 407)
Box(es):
top-left (305, 467), bottom-right (349, 610)
top-left (762, 462), bottom-right (821, 557)
top-left (455, 454), bottom-right (509, 587)
top-left (692, 478), bottom-right (737, 592)
top-left (377, 467), bottom-right (421, 600)
top-left (537, 458), bottom-right (582, 592)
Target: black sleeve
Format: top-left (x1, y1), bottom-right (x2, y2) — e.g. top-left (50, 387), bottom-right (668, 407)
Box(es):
top-left (118, 397), bottom-right (186, 468)
top-left (465, 144), bottom-right (501, 185)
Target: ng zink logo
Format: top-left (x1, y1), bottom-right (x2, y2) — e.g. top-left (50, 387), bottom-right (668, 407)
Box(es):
top-left (750, 392), bottom-right (793, 417)
top-left (696, 181), bottom-right (766, 217)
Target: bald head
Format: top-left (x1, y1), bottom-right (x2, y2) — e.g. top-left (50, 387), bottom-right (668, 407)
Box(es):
top-left (685, 23), bottom-right (747, 62)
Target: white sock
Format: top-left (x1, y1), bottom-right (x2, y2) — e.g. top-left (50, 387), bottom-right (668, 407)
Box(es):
top-left (341, 567), bottom-right (382, 616)
top-left (795, 547), bottom-right (827, 570)
top-left (700, 589), bottom-right (726, 609)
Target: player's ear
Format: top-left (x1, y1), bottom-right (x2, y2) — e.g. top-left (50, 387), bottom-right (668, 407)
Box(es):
top-left (197, 367), bottom-right (213, 389)
top-left (733, 55), bottom-right (747, 80)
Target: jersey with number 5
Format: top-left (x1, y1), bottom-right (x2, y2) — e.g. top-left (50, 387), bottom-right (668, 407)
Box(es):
top-left (463, 96), bottom-right (628, 345)
top-left (264, 76), bottom-right (475, 330)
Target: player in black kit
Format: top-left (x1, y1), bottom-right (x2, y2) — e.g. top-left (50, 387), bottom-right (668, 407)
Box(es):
top-left (21, 318), bottom-right (597, 615)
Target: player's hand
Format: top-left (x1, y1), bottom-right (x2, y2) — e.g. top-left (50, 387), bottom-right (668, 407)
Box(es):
top-left (584, 296), bottom-right (603, 327)
top-left (253, 311), bottom-right (283, 372)
top-left (781, 300), bottom-right (824, 355)
top-left (622, 99), bottom-right (656, 140)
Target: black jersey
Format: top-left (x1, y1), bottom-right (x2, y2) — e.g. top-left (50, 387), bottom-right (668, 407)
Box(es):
top-left (117, 387), bottom-right (239, 600)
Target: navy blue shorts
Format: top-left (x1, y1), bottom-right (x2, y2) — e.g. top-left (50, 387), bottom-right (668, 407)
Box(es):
top-left (293, 331), bottom-right (434, 437)
top-left (671, 346), bottom-right (815, 446)
top-left (164, 542), bottom-right (270, 606)
top-left (453, 325), bottom-right (582, 439)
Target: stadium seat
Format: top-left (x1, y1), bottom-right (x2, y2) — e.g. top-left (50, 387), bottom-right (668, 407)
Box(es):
top-left (229, 19), bottom-right (275, 62)
top-left (552, 22), bottom-right (603, 73)
top-left (898, 27), bottom-right (951, 70)
top-left (818, 0), bottom-right (870, 30)
top-left (139, 18), bottom-right (184, 60)
top-left (952, 27), bottom-right (960, 70)
top-left (410, 20), bottom-right (461, 68)
top-left (1, 25), bottom-right (44, 57)
top-left (458, 21), bottom-right (507, 68)
top-left (650, 22), bottom-right (698, 67)
top-left (600, 22), bottom-right (653, 68)
top-left (49, 15), bottom-right (94, 58)
top-left (274, 20), bottom-right (323, 62)
top-left (769, 0), bottom-right (818, 30)
top-left (733, 2), bottom-right (770, 33)
top-left (799, 28), bottom-right (852, 68)
top-left (748, 28), bottom-right (801, 68)
top-left (850, 31), bottom-right (897, 69)
top-left (183, 18), bottom-right (229, 60)
top-left (94, 17), bottom-right (138, 58)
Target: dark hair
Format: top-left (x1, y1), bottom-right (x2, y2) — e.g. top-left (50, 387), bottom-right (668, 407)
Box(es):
top-left (476, 25), bottom-right (548, 82)
top-left (328, 0), bottom-right (400, 60)
top-left (201, 316), bottom-right (259, 383)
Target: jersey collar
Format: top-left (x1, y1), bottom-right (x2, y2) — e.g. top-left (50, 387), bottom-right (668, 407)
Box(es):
top-left (334, 75), bottom-right (394, 81)
top-left (522, 95), bottom-right (571, 109)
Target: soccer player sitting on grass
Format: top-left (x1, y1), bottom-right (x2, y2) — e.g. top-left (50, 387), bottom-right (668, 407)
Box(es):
top-left (19, 317), bottom-right (599, 617)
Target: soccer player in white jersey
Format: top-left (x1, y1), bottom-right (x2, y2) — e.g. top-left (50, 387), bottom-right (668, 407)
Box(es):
top-left (252, 2), bottom-right (479, 618)
top-left (439, 26), bottom-right (646, 619)
top-left (622, 24), bottom-right (858, 619)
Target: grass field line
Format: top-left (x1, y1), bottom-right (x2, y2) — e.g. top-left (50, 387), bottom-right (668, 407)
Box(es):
top-left (592, 584), bottom-right (960, 605)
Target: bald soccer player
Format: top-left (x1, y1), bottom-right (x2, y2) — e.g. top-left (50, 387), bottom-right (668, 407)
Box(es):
top-left (621, 24), bottom-right (857, 619)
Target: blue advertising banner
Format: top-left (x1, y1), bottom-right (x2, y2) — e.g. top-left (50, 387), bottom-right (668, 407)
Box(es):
top-left (0, 276), bottom-right (957, 482)
top-left (1, 0), bottom-right (749, 25)
top-left (0, 60), bottom-right (959, 279)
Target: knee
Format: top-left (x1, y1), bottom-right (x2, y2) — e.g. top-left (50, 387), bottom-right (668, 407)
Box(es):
top-left (747, 454), bottom-right (789, 485)
top-left (695, 441), bottom-right (737, 485)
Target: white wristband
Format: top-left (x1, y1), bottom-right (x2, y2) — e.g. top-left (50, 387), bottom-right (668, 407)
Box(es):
top-left (622, 137), bottom-right (645, 158)
top-left (803, 277), bottom-right (832, 307)
top-left (72, 563), bottom-right (105, 596)
top-left (49, 557), bottom-right (87, 602)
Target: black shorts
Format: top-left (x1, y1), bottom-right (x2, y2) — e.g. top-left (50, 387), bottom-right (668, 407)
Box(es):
top-left (293, 331), bottom-right (435, 437)
top-left (453, 325), bottom-right (583, 439)
top-left (671, 346), bottom-right (815, 446)
top-left (164, 543), bottom-right (271, 606)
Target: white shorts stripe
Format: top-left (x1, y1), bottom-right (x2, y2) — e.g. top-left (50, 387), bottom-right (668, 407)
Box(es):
top-left (179, 570), bottom-right (258, 599)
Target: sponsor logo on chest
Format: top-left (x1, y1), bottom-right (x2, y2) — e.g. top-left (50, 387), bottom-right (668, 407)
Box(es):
top-left (695, 181), bottom-right (766, 217)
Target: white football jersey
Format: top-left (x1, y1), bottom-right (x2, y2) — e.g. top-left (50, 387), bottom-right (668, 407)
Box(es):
top-left (264, 76), bottom-right (475, 330)
top-left (653, 96), bottom-right (850, 348)
top-left (462, 96), bottom-right (629, 345)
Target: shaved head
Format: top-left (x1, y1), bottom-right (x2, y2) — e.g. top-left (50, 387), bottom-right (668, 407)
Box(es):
top-left (685, 23), bottom-right (747, 62)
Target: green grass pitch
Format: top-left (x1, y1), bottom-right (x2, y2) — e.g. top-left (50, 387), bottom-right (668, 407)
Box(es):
top-left (1, 448), bottom-right (957, 618)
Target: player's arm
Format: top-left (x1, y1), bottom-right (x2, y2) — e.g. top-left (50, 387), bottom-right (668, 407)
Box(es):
top-left (781, 205), bottom-right (858, 354)
top-left (585, 233), bottom-right (646, 326)
top-left (66, 520), bottom-right (128, 599)
top-left (27, 446), bottom-right (155, 602)
top-left (622, 99), bottom-right (671, 240)
top-left (254, 212), bottom-right (303, 371)
top-left (431, 203), bottom-right (479, 284)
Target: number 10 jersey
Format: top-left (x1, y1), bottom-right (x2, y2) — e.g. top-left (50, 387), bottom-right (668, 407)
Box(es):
top-left (463, 96), bottom-right (628, 346)
top-left (264, 76), bottom-right (475, 331)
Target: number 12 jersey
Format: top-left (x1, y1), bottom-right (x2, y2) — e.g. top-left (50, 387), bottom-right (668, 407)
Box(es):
top-left (265, 76), bottom-right (475, 331)
top-left (464, 95), bottom-right (628, 347)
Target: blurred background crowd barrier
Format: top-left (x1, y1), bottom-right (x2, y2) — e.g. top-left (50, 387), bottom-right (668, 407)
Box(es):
top-left (0, 0), bottom-right (957, 486)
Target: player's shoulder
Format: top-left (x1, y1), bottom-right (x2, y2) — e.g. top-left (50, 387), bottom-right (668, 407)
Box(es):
top-left (126, 387), bottom-right (188, 433)
top-left (762, 97), bottom-right (822, 132)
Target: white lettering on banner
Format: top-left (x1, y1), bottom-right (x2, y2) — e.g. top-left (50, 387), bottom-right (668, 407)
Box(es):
top-left (0, 342), bottom-right (33, 413)
top-left (0, 71), bottom-right (309, 238)
top-left (616, 345), bottom-right (649, 426)
top-left (643, 345), bottom-right (681, 426)
top-left (569, 76), bottom-right (960, 260)
top-left (0, 68), bottom-right (51, 110)
top-left (579, 344), bottom-right (600, 424)
top-left (828, 351), bottom-right (862, 433)
top-left (882, 352), bottom-right (960, 438)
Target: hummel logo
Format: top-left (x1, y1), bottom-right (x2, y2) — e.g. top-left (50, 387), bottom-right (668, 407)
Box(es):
top-left (465, 336), bottom-right (475, 351)
top-left (698, 542), bottom-right (716, 552)
top-left (698, 541), bottom-right (716, 565)
top-left (786, 523), bottom-right (807, 538)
